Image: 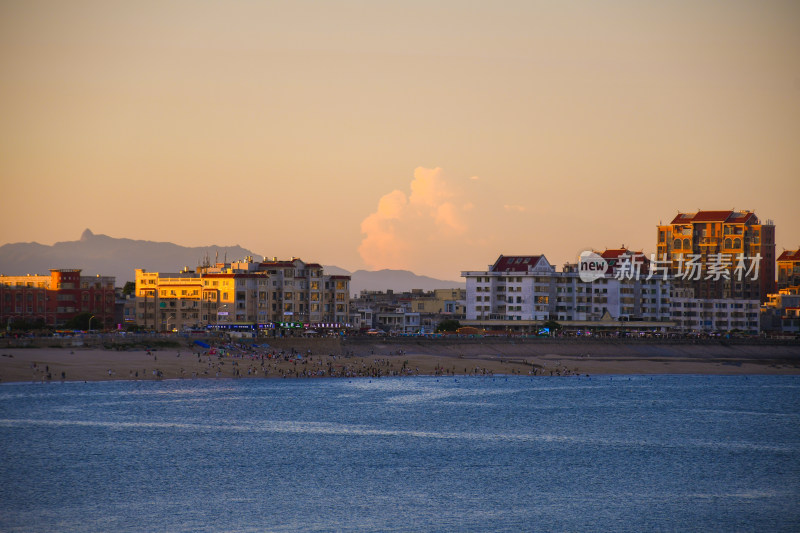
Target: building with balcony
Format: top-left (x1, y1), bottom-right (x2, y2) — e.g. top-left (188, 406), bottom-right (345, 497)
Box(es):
top-left (777, 249), bottom-right (800, 290)
top-left (670, 287), bottom-right (760, 333)
top-left (134, 257), bottom-right (350, 332)
top-left (350, 288), bottom-right (466, 334)
top-left (257, 258), bottom-right (351, 329)
top-left (461, 253), bottom-right (673, 333)
top-left (656, 210), bottom-right (776, 302)
top-left (761, 286), bottom-right (800, 334)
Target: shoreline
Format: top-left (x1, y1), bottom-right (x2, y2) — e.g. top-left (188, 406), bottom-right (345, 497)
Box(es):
top-left (2, 339), bottom-right (799, 383)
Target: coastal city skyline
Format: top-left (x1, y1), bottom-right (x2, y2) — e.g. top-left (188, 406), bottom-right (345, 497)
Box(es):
top-left (2, 1), bottom-right (799, 281)
top-left (2, 4), bottom-right (799, 527)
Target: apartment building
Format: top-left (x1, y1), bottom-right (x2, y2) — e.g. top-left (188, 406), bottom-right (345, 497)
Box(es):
top-left (0, 269), bottom-right (116, 328)
top-left (761, 286), bottom-right (800, 334)
top-left (656, 210), bottom-right (776, 302)
top-left (349, 288), bottom-right (464, 333)
top-left (134, 257), bottom-right (350, 332)
top-left (258, 258), bottom-right (351, 328)
top-left (777, 249), bottom-right (800, 290)
top-left (461, 253), bottom-right (673, 332)
top-left (670, 288), bottom-right (760, 333)
top-left (135, 267), bottom-right (268, 332)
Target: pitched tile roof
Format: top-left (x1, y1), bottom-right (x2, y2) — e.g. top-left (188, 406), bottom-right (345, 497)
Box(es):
top-left (599, 249), bottom-right (630, 260)
top-left (778, 250), bottom-right (800, 262)
top-left (669, 210), bottom-right (758, 225)
top-left (490, 255), bottom-right (543, 272)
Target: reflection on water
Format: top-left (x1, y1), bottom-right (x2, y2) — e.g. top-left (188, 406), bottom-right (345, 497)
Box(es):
top-left (1, 375), bottom-right (798, 532)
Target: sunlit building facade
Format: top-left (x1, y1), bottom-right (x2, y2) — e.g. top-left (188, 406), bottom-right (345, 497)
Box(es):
top-left (0, 269), bottom-right (116, 328)
top-left (761, 286), bottom-right (800, 334)
top-left (134, 257), bottom-right (350, 332)
top-left (777, 249), bottom-right (800, 290)
top-left (656, 210), bottom-right (775, 302)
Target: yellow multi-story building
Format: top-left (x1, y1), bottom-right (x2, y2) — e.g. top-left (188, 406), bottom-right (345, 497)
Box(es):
top-left (656, 210), bottom-right (775, 302)
top-left (135, 257), bottom-right (350, 333)
top-left (135, 267), bottom-right (268, 332)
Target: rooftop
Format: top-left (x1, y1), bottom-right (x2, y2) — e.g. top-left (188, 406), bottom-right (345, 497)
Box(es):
top-left (669, 210), bottom-right (758, 225)
top-left (490, 255), bottom-right (543, 272)
top-left (778, 250), bottom-right (800, 262)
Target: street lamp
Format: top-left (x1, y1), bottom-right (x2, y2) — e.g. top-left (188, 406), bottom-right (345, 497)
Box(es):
top-left (88, 314), bottom-right (96, 332)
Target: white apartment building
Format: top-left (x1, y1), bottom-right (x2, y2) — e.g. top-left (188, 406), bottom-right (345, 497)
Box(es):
top-left (461, 253), bottom-right (673, 332)
top-left (671, 288), bottom-right (760, 333)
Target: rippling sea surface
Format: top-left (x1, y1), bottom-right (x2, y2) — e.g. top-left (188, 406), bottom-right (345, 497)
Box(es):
top-left (1, 375), bottom-right (798, 532)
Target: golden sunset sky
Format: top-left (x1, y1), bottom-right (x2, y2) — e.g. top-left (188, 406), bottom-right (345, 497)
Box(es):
top-left (1, 0), bottom-right (798, 280)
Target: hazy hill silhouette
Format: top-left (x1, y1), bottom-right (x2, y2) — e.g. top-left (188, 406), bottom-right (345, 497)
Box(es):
top-left (346, 269), bottom-right (464, 294)
top-left (0, 229), bottom-right (255, 285)
top-left (0, 230), bottom-right (465, 293)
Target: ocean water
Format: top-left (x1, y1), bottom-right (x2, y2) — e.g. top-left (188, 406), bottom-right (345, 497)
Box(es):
top-left (1, 375), bottom-right (798, 532)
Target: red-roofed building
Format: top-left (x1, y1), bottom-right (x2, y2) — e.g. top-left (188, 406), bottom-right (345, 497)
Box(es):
top-left (597, 248), bottom-right (650, 277)
top-left (489, 255), bottom-right (547, 273)
top-left (461, 253), bottom-right (672, 330)
top-left (777, 249), bottom-right (800, 290)
top-left (657, 210), bottom-right (775, 302)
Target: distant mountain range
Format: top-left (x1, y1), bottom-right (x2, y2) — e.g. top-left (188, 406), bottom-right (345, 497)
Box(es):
top-left (0, 230), bottom-right (464, 294)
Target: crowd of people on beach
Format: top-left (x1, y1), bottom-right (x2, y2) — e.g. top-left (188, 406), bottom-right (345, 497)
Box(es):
top-left (11, 338), bottom-right (585, 383)
top-left (121, 342), bottom-right (585, 381)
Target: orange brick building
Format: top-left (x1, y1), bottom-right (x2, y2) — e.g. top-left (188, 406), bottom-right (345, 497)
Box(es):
top-left (0, 269), bottom-right (116, 329)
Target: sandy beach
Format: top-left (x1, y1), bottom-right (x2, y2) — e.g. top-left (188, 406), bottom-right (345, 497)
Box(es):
top-left (1, 337), bottom-right (799, 383)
